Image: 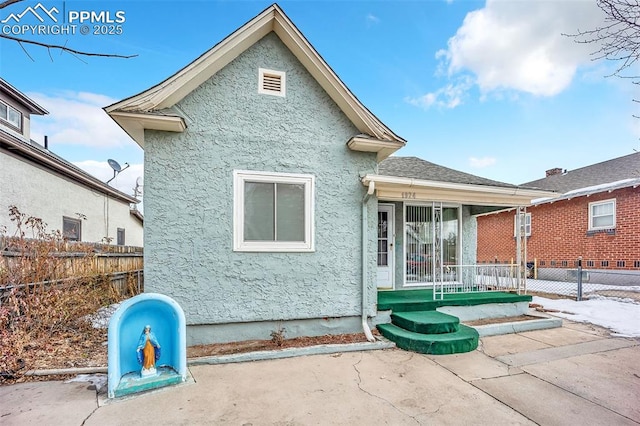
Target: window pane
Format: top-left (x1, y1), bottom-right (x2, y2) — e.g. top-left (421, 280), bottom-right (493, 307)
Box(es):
top-left (275, 183), bottom-right (305, 241)
top-left (593, 203), bottom-right (613, 216)
top-left (0, 103), bottom-right (6, 120)
top-left (8, 107), bottom-right (20, 127)
top-left (593, 215), bottom-right (613, 228)
top-left (244, 182), bottom-right (275, 241)
top-left (63, 218), bottom-right (81, 241)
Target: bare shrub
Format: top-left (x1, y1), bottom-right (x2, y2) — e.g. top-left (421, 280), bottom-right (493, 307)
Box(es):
top-left (0, 206), bottom-right (140, 382)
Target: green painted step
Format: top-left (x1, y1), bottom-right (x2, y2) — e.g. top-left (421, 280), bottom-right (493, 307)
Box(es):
top-left (391, 310), bottom-right (459, 334)
top-left (378, 323), bottom-right (479, 355)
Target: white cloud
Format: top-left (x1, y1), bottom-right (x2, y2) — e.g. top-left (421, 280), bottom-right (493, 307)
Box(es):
top-left (366, 13), bottom-right (380, 24)
top-left (27, 91), bottom-right (133, 148)
top-left (405, 76), bottom-right (473, 109)
top-left (411, 0), bottom-right (605, 109)
top-left (74, 160), bottom-right (144, 202)
top-left (468, 156), bottom-right (496, 168)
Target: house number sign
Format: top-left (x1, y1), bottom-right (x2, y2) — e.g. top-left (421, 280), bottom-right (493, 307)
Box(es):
top-left (402, 192), bottom-right (416, 199)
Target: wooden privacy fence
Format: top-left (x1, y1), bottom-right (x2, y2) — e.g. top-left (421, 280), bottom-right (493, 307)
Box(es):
top-left (0, 236), bottom-right (143, 292)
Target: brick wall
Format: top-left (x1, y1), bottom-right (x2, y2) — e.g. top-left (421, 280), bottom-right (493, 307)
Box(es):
top-left (477, 186), bottom-right (640, 270)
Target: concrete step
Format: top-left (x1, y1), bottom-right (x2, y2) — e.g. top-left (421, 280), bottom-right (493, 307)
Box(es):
top-left (377, 323), bottom-right (479, 355)
top-left (392, 310), bottom-right (459, 334)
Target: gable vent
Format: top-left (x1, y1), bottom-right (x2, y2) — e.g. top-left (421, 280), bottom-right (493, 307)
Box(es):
top-left (259, 68), bottom-right (286, 97)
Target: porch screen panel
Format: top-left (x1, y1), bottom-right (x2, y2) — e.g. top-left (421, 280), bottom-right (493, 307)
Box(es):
top-left (441, 207), bottom-right (459, 282)
top-left (405, 205), bottom-right (432, 284)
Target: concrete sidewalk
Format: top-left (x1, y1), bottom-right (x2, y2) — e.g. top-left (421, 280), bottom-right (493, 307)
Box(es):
top-left (1, 321), bottom-right (639, 425)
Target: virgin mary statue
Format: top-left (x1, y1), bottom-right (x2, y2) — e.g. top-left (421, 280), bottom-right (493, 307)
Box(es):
top-left (136, 325), bottom-right (161, 377)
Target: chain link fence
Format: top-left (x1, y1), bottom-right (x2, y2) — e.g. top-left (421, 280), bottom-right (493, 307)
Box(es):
top-left (526, 261), bottom-right (640, 302)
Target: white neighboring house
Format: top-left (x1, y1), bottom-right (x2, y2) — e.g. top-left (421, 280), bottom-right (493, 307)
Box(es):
top-left (0, 78), bottom-right (143, 246)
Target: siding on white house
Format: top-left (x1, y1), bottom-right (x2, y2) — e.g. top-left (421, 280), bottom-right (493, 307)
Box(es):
top-left (0, 148), bottom-right (143, 246)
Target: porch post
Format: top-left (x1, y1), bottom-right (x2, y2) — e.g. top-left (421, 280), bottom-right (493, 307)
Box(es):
top-left (515, 206), bottom-right (527, 294)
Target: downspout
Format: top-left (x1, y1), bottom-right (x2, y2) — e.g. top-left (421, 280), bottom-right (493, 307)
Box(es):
top-left (361, 180), bottom-right (376, 342)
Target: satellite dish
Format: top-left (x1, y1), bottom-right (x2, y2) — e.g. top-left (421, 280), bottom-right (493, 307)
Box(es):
top-left (106, 159), bottom-right (130, 184)
top-left (108, 159), bottom-right (122, 172)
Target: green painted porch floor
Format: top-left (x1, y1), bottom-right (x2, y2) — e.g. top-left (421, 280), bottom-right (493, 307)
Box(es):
top-left (376, 289), bottom-right (531, 355)
top-left (377, 288), bottom-right (532, 312)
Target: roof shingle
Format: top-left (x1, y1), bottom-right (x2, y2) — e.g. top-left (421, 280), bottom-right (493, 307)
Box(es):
top-left (523, 152), bottom-right (640, 192)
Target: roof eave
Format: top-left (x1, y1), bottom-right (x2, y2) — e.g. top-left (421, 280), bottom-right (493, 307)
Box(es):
top-left (1, 132), bottom-right (138, 204)
top-left (347, 136), bottom-right (405, 161)
top-left (107, 111), bottom-right (187, 148)
top-left (0, 78), bottom-right (48, 115)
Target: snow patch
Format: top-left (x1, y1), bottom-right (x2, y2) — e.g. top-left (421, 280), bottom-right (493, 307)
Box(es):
top-left (532, 296), bottom-right (640, 337)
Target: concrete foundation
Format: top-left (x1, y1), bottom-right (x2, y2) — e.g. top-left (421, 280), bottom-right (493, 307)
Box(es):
top-left (186, 316), bottom-right (368, 346)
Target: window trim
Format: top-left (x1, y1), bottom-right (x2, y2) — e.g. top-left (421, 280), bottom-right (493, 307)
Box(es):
top-left (514, 212), bottom-right (531, 237)
top-left (63, 216), bottom-right (82, 241)
top-left (0, 100), bottom-right (22, 131)
top-left (233, 170), bottom-right (314, 252)
top-left (588, 198), bottom-right (616, 231)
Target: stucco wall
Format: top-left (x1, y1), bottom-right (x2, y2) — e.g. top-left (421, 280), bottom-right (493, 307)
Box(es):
top-left (0, 152), bottom-right (143, 245)
top-left (143, 32), bottom-right (378, 327)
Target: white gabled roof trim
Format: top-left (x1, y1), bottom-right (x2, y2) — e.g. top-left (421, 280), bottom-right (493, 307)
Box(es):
top-left (362, 174), bottom-right (557, 206)
top-left (105, 4), bottom-right (405, 149)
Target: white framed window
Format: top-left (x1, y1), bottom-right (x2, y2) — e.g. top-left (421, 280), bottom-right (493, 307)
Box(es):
top-left (514, 212), bottom-right (531, 237)
top-left (589, 199), bottom-right (615, 230)
top-left (233, 170), bottom-right (314, 252)
top-left (0, 101), bottom-right (22, 129)
top-left (258, 68), bottom-right (286, 97)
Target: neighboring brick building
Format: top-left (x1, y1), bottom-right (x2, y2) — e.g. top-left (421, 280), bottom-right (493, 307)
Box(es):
top-left (477, 152), bottom-right (640, 273)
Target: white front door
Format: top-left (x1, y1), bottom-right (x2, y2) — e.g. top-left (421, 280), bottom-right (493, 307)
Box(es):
top-left (377, 204), bottom-right (394, 289)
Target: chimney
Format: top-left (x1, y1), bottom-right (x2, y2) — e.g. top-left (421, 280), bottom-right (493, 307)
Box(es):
top-left (44, 135), bottom-right (48, 150)
top-left (545, 167), bottom-right (563, 177)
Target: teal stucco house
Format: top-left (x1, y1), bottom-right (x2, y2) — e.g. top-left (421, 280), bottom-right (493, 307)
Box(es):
top-left (106, 4), bottom-right (552, 348)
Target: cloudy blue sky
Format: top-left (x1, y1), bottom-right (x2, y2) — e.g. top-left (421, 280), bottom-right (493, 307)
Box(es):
top-left (1, 0), bottom-right (638, 200)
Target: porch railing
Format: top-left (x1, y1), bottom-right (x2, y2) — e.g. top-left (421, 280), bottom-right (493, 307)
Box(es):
top-left (433, 264), bottom-right (525, 300)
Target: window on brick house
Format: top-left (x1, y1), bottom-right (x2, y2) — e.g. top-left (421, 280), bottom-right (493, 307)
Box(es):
top-left (514, 212), bottom-right (531, 237)
top-left (601, 260), bottom-right (609, 267)
top-left (589, 199), bottom-right (615, 230)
